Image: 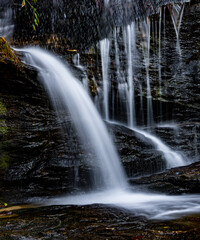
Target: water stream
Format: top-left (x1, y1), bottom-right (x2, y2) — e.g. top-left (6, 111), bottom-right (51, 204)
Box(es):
top-left (21, 47), bottom-right (127, 190)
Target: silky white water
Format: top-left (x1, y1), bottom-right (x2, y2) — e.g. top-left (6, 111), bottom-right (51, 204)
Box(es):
top-left (48, 189), bottom-right (200, 220)
top-left (21, 47), bottom-right (127, 190)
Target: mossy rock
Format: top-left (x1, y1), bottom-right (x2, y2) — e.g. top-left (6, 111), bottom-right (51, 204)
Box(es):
top-left (0, 37), bottom-right (21, 66)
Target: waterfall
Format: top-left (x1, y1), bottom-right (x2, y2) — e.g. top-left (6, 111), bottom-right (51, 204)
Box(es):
top-left (21, 47), bottom-right (127, 190)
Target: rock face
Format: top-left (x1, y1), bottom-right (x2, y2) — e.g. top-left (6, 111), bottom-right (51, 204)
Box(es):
top-left (130, 161), bottom-right (200, 194)
top-left (109, 124), bottom-right (167, 177)
top-left (134, 0), bottom-right (200, 111)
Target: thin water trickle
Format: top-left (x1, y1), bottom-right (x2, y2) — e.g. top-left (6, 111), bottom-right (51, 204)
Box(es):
top-left (0, 7), bottom-right (13, 39)
top-left (140, 18), bottom-right (154, 128)
top-left (114, 27), bottom-right (120, 82)
top-left (127, 23), bottom-right (136, 127)
top-left (73, 53), bottom-right (89, 92)
top-left (98, 10), bottom-right (187, 170)
top-left (169, 3), bottom-right (185, 40)
top-left (100, 39), bottom-right (110, 121)
top-left (158, 8), bottom-right (162, 97)
top-left (169, 3), bottom-right (185, 56)
top-left (193, 126), bottom-right (199, 161)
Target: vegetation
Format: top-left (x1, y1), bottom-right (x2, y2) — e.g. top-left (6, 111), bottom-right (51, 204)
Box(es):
top-left (21, 0), bottom-right (39, 31)
top-left (0, 37), bottom-right (20, 64)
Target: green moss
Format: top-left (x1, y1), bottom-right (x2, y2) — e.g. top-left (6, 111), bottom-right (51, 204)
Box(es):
top-left (0, 102), bottom-right (8, 135)
top-left (0, 235), bottom-right (16, 240)
top-left (0, 102), bottom-right (7, 116)
top-left (0, 120), bottom-right (8, 135)
top-left (0, 37), bottom-right (20, 65)
top-left (0, 153), bottom-right (10, 169)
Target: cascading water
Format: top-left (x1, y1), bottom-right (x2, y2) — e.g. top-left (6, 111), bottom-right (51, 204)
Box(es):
top-left (98, 8), bottom-right (188, 170)
top-left (21, 47), bottom-right (127, 190)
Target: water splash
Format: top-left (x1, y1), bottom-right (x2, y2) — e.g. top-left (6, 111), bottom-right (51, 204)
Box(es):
top-left (47, 189), bottom-right (200, 220)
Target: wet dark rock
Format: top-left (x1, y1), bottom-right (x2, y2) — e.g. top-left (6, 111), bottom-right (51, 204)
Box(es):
top-left (154, 122), bottom-right (200, 163)
top-left (108, 123), bottom-right (166, 177)
top-left (135, 0), bottom-right (200, 111)
top-left (130, 161), bottom-right (200, 194)
top-left (0, 204), bottom-right (200, 239)
top-left (11, 0), bottom-right (187, 51)
top-left (12, 0), bottom-right (102, 51)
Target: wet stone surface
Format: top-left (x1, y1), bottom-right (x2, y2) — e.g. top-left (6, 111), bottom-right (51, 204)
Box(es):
top-left (0, 204), bottom-right (200, 240)
top-left (109, 123), bottom-right (167, 177)
top-left (130, 161), bottom-right (200, 194)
